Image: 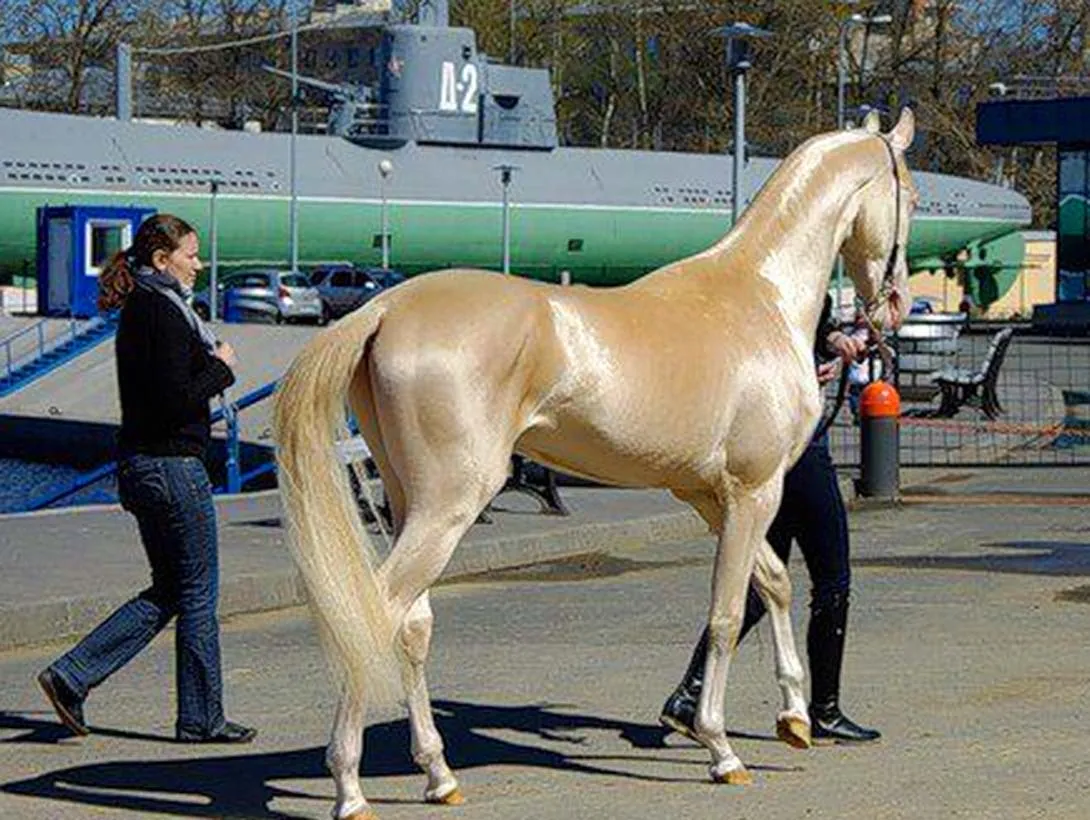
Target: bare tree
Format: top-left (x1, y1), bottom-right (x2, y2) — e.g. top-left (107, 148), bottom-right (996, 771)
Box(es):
top-left (8, 0), bottom-right (140, 113)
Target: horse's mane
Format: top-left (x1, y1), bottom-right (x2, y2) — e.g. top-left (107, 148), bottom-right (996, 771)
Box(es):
top-left (733, 129), bottom-right (879, 246)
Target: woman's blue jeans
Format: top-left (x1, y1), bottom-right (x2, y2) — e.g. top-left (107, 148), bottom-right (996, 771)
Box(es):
top-left (50, 455), bottom-right (226, 738)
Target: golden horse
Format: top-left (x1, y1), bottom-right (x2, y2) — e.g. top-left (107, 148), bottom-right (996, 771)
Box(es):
top-left (273, 109), bottom-right (916, 820)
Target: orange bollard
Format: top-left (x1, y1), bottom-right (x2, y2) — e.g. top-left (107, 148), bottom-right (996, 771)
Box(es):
top-left (857, 381), bottom-right (900, 499)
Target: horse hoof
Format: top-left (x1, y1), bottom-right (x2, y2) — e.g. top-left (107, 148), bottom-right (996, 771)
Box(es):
top-left (777, 715), bottom-right (812, 750)
top-left (713, 767), bottom-right (753, 786)
top-left (427, 787), bottom-right (465, 806)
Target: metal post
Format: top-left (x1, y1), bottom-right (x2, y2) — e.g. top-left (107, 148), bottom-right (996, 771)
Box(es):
top-left (224, 400), bottom-right (241, 494)
top-left (116, 42), bottom-right (132, 121)
top-left (509, 0), bottom-right (516, 64)
top-left (837, 21), bottom-right (848, 130)
top-left (378, 159), bottom-right (393, 269)
top-left (834, 12), bottom-right (890, 313)
top-left (209, 180), bottom-right (219, 320)
top-left (493, 164), bottom-right (518, 274)
top-left (713, 24), bottom-right (771, 228)
top-left (732, 68), bottom-right (745, 226)
top-left (289, 1), bottom-right (300, 274)
top-left (502, 169), bottom-right (511, 274)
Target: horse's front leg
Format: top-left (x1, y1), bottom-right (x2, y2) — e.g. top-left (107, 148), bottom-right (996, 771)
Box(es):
top-left (401, 592), bottom-right (462, 805)
top-left (751, 540), bottom-right (811, 748)
top-left (696, 473), bottom-right (784, 784)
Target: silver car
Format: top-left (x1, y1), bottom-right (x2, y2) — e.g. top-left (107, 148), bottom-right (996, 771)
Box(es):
top-left (194, 269), bottom-right (323, 324)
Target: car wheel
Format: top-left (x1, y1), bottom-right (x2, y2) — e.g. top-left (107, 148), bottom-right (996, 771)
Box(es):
top-left (275, 311), bottom-right (284, 325)
top-left (319, 302), bottom-right (332, 325)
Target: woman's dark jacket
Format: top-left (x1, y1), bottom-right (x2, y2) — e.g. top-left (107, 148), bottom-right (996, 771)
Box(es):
top-left (116, 282), bottom-right (235, 461)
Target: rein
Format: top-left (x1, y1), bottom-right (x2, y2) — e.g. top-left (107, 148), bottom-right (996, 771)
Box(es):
top-left (814, 358), bottom-right (851, 440)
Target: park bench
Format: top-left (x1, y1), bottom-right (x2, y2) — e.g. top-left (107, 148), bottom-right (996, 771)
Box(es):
top-left (932, 326), bottom-right (1015, 420)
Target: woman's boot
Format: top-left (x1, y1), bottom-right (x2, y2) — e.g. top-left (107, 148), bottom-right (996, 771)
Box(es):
top-left (660, 587), bottom-right (766, 738)
top-left (807, 593), bottom-right (880, 742)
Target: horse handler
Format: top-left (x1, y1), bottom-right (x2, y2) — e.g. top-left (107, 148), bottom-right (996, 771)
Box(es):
top-left (36, 214), bottom-right (256, 745)
top-left (661, 295), bottom-right (882, 743)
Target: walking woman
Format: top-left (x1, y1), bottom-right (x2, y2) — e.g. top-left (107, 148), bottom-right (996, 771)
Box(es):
top-left (37, 214), bottom-right (256, 744)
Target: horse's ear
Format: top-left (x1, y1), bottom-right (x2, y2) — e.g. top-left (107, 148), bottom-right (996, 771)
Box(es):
top-left (863, 110), bottom-right (881, 133)
top-left (889, 108), bottom-right (915, 152)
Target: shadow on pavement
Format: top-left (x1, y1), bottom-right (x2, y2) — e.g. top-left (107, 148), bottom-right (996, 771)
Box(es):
top-left (1, 700), bottom-right (794, 818)
top-left (857, 540), bottom-right (1090, 576)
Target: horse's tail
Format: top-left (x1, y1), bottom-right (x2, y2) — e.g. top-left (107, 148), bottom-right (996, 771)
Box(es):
top-left (273, 303), bottom-right (401, 706)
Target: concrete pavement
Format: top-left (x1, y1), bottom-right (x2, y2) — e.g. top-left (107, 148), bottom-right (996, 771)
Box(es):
top-left (0, 484), bottom-right (707, 651)
top-left (2, 477), bottom-right (1090, 819)
top-left (2, 464), bottom-right (1085, 655)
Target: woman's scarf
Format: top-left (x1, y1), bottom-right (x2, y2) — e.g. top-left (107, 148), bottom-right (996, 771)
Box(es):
top-left (133, 267), bottom-right (218, 356)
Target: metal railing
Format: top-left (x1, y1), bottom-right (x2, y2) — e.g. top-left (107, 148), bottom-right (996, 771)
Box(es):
top-left (25, 378), bottom-right (281, 511)
top-left (1, 316), bottom-right (112, 384)
top-left (214, 379), bottom-right (280, 493)
top-left (828, 324), bottom-right (1090, 468)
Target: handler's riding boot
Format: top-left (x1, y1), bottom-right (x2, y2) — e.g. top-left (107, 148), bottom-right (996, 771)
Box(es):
top-left (807, 593), bottom-right (880, 743)
top-left (660, 589), bottom-right (766, 738)
top-left (659, 628), bottom-right (706, 739)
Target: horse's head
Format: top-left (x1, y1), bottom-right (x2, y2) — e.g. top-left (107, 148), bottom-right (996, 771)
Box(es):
top-left (840, 108), bottom-right (917, 333)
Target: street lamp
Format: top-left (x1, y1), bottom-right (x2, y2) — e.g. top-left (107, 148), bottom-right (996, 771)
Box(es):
top-left (378, 158), bottom-right (393, 269)
top-left (988, 83), bottom-right (1010, 186)
top-left (289, 0), bottom-right (300, 274)
top-left (209, 178), bottom-right (220, 320)
top-left (835, 10), bottom-right (890, 312)
top-left (493, 164), bottom-right (519, 274)
top-left (837, 12), bottom-right (892, 130)
top-left (711, 22), bottom-right (773, 227)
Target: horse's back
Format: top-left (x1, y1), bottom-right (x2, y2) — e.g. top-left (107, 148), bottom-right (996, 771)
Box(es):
top-left (364, 268), bottom-right (567, 432)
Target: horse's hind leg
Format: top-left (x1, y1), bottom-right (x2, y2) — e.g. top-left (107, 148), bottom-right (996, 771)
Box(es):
top-left (401, 591), bottom-right (462, 805)
top-left (751, 541), bottom-right (810, 748)
top-left (327, 687), bottom-right (372, 820)
top-left (379, 459), bottom-right (511, 805)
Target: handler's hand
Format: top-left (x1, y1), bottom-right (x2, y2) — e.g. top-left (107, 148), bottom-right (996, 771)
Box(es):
top-left (827, 330), bottom-right (868, 365)
top-left (215, 341), bottom-right (238, 368)
top-left (817, 360), bottom-right (839, 385)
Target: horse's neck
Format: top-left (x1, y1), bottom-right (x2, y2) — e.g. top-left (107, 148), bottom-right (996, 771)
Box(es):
top-left (711, 139), bottom-right (877, 344)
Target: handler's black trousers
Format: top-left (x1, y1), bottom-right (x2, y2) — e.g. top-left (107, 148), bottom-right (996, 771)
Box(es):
top-left (744, 432), bottom-right (851, 632)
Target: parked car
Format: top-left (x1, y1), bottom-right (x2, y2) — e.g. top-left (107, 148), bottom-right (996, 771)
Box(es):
top-left (193, 269), bottom-right (323, 324)
top-left (309, 265), bottom-right (403, 321)
top-left (366, 267), bottom-right (407, 290)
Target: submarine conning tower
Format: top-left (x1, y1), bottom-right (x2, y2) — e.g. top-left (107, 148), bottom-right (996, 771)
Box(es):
top-left (363, 23), bottom-right (558, 151)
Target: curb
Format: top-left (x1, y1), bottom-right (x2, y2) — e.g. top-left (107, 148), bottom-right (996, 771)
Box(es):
top-left (0, 509), bottom-right (707, 652)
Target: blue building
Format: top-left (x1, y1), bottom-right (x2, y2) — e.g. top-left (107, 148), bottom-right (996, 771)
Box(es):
top-left (36, 205), bottom-right (156, 318)
top-left (977, 96), bottom-right (1090, 332)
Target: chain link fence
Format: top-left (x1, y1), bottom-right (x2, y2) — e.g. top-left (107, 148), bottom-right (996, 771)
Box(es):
top-left (829, 323), bottom-right (1090, 469)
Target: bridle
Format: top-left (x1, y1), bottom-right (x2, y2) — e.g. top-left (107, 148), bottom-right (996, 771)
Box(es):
top-left (815, 137), bottom-right (906, 438)
top-left (856, 136), bottom-right (906, 377)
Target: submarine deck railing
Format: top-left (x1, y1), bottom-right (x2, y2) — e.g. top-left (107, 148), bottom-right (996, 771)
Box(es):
top-left (24, 378), bottom-right (281, 511)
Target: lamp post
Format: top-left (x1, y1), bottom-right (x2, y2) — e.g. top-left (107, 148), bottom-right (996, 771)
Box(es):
top-left (493, 164), bottom-right (519, 274)
top-left (835, 10), bottom-right (891, 312)
top-left (289, 0), bottom-right (300, 274)
top-left (209, 179), bottom-right (220, 320)
top-left (988, 82), bottom-right (1009, 186)
top-left (837, 12), bottom-right (892, 130)
top-left (378, 158), bottom-right (393, 269)
top-left (711, 23), bottom-right (772, 228)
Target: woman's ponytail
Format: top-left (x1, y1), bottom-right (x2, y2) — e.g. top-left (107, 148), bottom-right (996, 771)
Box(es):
top-left (98, 250), bottom-right (136, 312)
